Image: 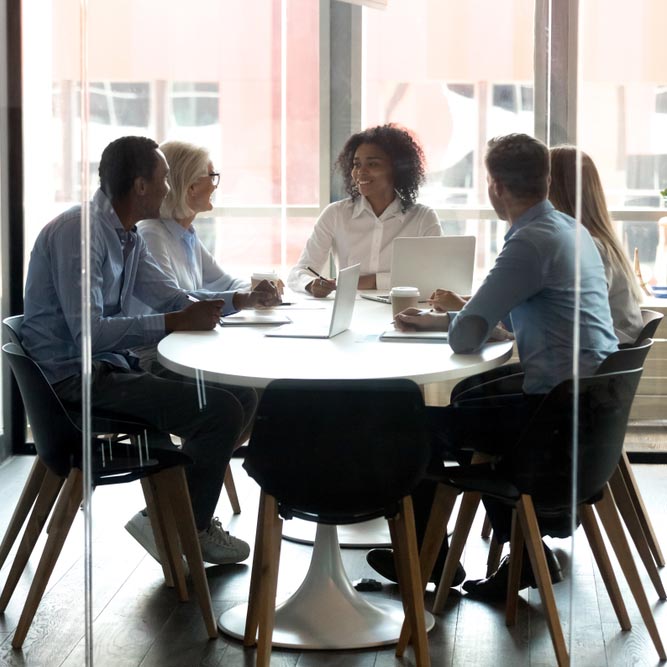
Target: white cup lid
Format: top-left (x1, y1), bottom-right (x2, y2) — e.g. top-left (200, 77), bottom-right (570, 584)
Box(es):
top-left (390, 286), bottom-right (420, 297)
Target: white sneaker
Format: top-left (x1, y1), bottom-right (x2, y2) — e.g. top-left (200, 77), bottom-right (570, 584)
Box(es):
top-left (198, 517), bottom-right (250, 565)
top-left (125, 510), bottom-right (161, 562)
top-left (125, 510), bottom-right (189, 574)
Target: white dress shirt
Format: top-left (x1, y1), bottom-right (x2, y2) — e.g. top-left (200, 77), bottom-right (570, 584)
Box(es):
top-left (287, 195), bottom-right (442, 293)
top-left (137, 218), bottom-right (249, 315)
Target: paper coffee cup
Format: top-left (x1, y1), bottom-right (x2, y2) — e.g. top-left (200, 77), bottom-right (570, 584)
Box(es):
top-left (251, 271), bottom-right (284, 295)
top-left (390, 286), bottom-right (420, 318)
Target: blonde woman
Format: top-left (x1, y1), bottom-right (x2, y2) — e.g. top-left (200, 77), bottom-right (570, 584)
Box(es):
top-left (549, 146), bottom-right (643, 345)
top-left (138, 140), bottom-right (280, 312)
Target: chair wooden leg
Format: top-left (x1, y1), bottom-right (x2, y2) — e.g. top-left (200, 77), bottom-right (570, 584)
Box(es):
top-left (595, 484), bottom-right (666, 660)
top-left (396, 483), bottom-right (458, 655)
top-left (0, 457), bottom-right (47, 571)
top-left (0, 468), bottom-right (64, 611)
top-left (224, 466), bottom-right (241, 515)
top-left (390, 496), bottom-right (431, 667)
top-left (619, 451), bottom-right (665, 568)
top-left (579, 503), bottom-right (631, 631)
top-left (516, 495), bottom-right (569, 667)
top-left (481, 514), bottom-right (492, 539)
top-left (505, 510), bottom-right (524, 627)
top-left (12, 469), bottom-right (83, 650)
top-left (609, 467), bottom-right (666, 599)
top-left (256, 494), bottom-right (282, 667)
top-left (244, 490), bottom-right (269, 647)
top-left (160, 467), bottom-right (218, 639)
top-left (433, 490), bottom-right (481, 613)
top-left (486, 533), bottom-right (503, 577)
top-left (142, 477), bottom-right (187, 599)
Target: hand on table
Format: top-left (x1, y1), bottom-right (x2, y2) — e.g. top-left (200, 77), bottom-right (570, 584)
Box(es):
top-left (234, 280), bottom-right (282, 309)
top-left (488, 323), bottom-right (515, 342)
top-left (166, 299), bottom-right (224, 332)
top-left (394, 307), bottom-right (450, 332)
top-left (307, 277), bottom-right (336, 298)
top-left (428, 289), bottom-right (469, 312)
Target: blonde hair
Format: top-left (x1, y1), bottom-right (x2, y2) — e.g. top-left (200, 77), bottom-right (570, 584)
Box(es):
top-left (159, 141), bottom-right (210, 220)
top-left (549, 145), bottom-right (643, 304)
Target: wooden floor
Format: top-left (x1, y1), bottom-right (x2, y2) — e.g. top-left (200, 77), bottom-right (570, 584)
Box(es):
top-left (1, 455), bottom-right (667, 666)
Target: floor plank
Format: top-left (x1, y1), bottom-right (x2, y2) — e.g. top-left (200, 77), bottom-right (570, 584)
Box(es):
top-left (1, 455), bottom-right (667, 666)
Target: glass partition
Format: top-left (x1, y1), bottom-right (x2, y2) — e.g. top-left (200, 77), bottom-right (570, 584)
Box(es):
top-left (11, 1), bottom-right (666, 664)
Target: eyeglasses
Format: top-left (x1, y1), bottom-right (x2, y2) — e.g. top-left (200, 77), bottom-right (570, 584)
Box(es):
top-left (208, 172), bottom-right (220, 187)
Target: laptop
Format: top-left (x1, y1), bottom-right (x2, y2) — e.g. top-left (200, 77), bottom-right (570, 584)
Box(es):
top-left (391, 235), bottom-right (476, 298)
top-left (265, 264), bottom-right (360, 339)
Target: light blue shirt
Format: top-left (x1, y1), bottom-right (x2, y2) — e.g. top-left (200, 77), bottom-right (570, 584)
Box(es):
top-left (136, 218), bottom-right (249, 307)
top-left (21, 189), bottom-right (227, 384)
top-left (448, 200), bottom-right (618, 394)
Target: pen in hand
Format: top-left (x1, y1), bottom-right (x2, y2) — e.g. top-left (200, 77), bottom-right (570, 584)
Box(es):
top-left (306, 266), bottom-right (331, 281)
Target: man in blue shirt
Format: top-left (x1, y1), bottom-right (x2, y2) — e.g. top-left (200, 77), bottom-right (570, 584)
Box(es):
top-left (367, 134), bottom-right (618, 598)
top-left (21, 136), bottom-right (256, 566)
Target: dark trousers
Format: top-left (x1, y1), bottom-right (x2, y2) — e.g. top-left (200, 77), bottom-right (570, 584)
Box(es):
top-left (54, 359), bottom-right (257, 530)
top-left (410, 391), bottom-right (543, 557)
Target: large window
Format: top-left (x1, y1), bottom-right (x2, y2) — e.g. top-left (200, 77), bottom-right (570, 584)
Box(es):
top-left (579, 0), bottom-right (667, 285)
top-left (24, 0), bottom-right (321, 274)
top-left (363, 0), bottom-right (535, 281)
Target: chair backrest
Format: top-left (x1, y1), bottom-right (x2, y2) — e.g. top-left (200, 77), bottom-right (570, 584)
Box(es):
top-left (243, 378), bottom-right (430, 523)
top-left (505, 367), bottom-right (643, 511)
top-left (637, 309), bottom-right (663, 343)
top-left (597, 338), bottom-right (652, 374)
top-left (3, 342), bottom-right (82, 477)
top-left (3, 314), bottom-right (24, 346)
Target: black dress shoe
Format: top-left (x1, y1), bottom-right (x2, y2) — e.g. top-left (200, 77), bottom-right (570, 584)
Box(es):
top-left (366, 548), bottom-right (466, 586)
top-left (463, 542), bottom-right (563, 601)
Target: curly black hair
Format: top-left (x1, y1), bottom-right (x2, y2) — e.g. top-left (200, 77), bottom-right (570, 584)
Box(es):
top-left (335, 124), bottom-right (426, 211)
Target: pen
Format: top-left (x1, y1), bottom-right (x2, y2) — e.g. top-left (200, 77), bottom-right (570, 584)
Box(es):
top-left (186, 294), bottom-right (200, 303)
top-left (307, 266), bottom-right (331, 281)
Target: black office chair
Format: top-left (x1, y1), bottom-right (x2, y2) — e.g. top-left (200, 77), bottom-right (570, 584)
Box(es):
top-left (600, 339), bottom-right (667, 581)
top-left (481, 340), bottom-right (667, 599)
top-left (618, 308), bottom-right (664, 349)
top-left (405, 367), bottom-right (665, 666)
top-left (241, 378), bottom-right (432, 667)
top-left (0, 315), bottom-right (181, 590)
top-left (1, 343), bottom-right (218, 648)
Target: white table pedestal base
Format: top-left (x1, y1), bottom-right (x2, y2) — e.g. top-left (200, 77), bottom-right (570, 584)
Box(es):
top-left (218, 523), bottom-right (434, 650)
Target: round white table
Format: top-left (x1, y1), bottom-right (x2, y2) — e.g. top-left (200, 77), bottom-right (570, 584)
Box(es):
top-left (158, 294), bottom-right (513, 650)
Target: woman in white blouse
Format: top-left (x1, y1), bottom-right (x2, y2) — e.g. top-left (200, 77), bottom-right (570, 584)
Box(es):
top-left (549, 146), bottom-right (644, 345)
top-left (138, 140), bottom-right (280, 313)
top-left (287, 124), bottom-right (442, 297)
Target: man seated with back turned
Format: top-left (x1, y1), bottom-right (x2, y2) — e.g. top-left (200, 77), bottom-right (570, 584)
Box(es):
top-left (20, 135), bottom-right (257, 566)
top-left (367, 133), bottom-right (619, 599)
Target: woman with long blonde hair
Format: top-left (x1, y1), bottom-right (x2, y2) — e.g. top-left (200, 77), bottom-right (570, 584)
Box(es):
top-left (549, 146), bottom-right (643, 344)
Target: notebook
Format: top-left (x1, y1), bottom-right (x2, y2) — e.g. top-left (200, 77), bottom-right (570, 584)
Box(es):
top-left (380, 328), bottom-right (449, 342)
top-left (265, 264), bottom-right (360, 339)
top-left (220, 310), bottom-right (292, 326)
top-left (391, 235), bottom-right (476, 298)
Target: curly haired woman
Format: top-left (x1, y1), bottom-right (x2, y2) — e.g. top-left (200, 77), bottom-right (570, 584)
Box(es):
top-left (287, 124), bottom-right (442, 297)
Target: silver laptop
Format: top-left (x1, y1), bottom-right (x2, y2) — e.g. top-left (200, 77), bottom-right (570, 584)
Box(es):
top-left (265, 264), bottom-right (360, 339)
top-left (391, 236), bottom-right (476, 298)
